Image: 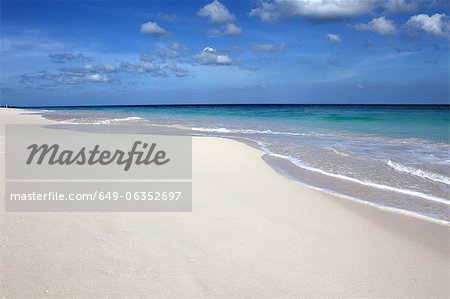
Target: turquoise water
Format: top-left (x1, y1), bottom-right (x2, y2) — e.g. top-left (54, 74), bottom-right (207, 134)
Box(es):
top-left (39, 105), bottom-right (450, 223)
top-left (46, 105), bottom-right (449, 142)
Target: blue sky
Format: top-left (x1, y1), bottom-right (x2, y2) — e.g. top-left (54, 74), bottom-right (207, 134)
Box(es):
top-left (1, 0), bottom-right (449, 106)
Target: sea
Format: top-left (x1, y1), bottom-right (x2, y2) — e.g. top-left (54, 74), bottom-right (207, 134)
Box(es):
top-left (36, 105), bottom-right (449, 224)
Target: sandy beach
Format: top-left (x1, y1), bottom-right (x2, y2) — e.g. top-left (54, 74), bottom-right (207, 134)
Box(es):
top-left (0, 108), bottom-right (448, 298)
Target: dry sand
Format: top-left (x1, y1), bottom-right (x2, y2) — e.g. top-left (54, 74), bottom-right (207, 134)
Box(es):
top-left (0, 108), bottom-right (449, 298)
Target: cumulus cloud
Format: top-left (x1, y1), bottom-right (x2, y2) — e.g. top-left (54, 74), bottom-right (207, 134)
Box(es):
top-left (198, 0), bottom-right (235, 24)
top-left (249, 0), bottom-right (379, 22)
top-left (194, 47), bottom-right (235, 65)
top-left (405, 13), bottom-right (450, 38)
top-left (140, 21), bottom-right (169, 36)
top-left (252, 42), bottom-right (286, 52)
top-left (325, 33), bottom-right (342, 43)
top-left (210, 23), bottom-right (242, 36)
top-left (353, 16), bottom-right (397, 35)
top-left (86, 74), bottom-right (111, 82)
top-left (199, 1), bottom-right (240, 37)
top-left (385, 0), bottom-right (418, 14)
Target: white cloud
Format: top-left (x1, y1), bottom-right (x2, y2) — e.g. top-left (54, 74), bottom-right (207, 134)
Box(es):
top-left (252, 42), bottom-right (286, 52)
top-left (325, 33), bottom-right (342, 43)
top-left (198, 1), bottom-right (241, 37)
top-left (353, 16), bottom-right (397, 35)
top-left (385, 0), bottom-right (418, 14)
top-left (406, 13), bottom-right (450, 38)
top-left (140, 21), bottom-right (169, 36)
top-left (194, 47), bottom-right (234, 65)
top-left (210, 23), bottom-right (242, 36)
top-left (249, 0), bottom-right (379, 22)
top-left (198, 0), bottom-right (235, 24)
top-left (86, 74), bottom-right (110, 82)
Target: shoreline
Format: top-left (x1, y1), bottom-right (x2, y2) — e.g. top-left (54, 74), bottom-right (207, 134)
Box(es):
top-left (263, 154), bottom-right (450, 226)
top-left (1, 107), bottom-right (449, 297)
top-left (30, 107), bottom-right (450, 225)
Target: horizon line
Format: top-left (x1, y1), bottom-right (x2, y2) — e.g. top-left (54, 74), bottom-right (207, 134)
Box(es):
top-left (2, 103), bottom-right (449, 109)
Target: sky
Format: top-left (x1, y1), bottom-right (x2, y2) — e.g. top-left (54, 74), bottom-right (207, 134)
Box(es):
top-left (1, 0), bottom-right (449, 106)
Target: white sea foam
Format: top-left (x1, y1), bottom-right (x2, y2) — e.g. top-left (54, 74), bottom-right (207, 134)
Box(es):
top-left (60, 116), bottom-right (144, 124)
top-left (387, 160), bottom-right (450, 185)
top-left (269, 153), bottom-right (450, 206)
top-left (192, 127), bottom-right (309, 136)
top-left (331, 149), bottom-right (350, 157)
top-left (98, 116), bottom-right (144, 124)
top-left (59, 118), bottom-right (81, 124)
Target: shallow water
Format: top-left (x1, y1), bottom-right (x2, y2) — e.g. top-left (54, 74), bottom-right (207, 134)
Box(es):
top-left (38, 105), bottom-right (450, 223)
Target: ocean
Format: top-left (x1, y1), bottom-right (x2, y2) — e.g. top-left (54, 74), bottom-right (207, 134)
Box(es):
top-left (37, 105), bottom-right (449, 224)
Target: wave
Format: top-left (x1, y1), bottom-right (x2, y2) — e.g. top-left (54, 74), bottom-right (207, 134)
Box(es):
top-left (387, 160), bottom-right (450, 185)
top-left (192, 127), bottom-right (310, 136)
top-left (61, 116), bottom-right (144, 124)
top-left (269, 153), bottom-right (450, 206)
top-left (99, 116), bottom-right (144, 124)
top-left (192, 126), bottom-right (449, 149)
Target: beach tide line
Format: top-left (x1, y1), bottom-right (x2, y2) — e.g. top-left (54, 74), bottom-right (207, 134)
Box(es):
top-left (269, 153), bottom-right (450, 206)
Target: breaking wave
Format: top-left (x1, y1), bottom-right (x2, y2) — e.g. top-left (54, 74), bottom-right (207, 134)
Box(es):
top-left (192, 127), bottom-right (311, 136)
top-left (61, 116), bottom-right (144, 124)
top-left (387, 160), bottom-right (450, 185)
top-left (269, 153), bottom-right (450, 206)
